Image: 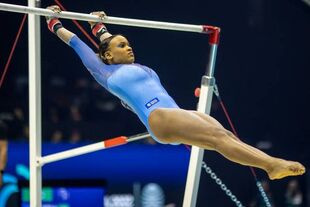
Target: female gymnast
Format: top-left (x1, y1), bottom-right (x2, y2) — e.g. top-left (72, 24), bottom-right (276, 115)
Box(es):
top-left (46, 5), bottom-right (305, 180)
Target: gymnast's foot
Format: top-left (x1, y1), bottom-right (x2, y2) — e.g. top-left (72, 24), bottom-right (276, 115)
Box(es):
top-left (267, 159), bottom-right (306, 180)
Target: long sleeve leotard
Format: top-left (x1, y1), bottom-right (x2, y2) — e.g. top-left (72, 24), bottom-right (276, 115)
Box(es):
top-left (69, 35), bottom-right (179, 143)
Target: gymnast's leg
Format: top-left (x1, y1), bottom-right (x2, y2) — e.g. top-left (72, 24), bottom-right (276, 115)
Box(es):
top-left (148, 108), bottom-right (306, 180)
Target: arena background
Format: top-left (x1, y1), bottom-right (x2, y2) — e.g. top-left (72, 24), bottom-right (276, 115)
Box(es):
top-left (0, 0), bottom-right (309, 206)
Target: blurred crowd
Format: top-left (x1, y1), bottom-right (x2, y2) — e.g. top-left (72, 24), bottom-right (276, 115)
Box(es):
top-left (0, 73), bottom-right (154, 144)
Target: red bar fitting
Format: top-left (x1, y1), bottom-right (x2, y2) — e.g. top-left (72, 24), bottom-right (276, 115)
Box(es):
top-left (202, 25), bottom-right (221, 45)
top-left (104, 136), bottom-right (128, 148)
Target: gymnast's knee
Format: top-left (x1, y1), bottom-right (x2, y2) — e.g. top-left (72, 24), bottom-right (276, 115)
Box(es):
top-left (207, 127), bottom-right (233, 150)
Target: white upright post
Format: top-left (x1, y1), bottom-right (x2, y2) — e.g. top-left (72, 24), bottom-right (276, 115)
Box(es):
top-left (183, 27), bottom-right (220, 207)
top-left (28, 0), bottom-right (42, 206)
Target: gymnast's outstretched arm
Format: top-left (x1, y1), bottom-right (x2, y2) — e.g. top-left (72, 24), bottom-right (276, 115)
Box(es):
top-left (46, 5), bottom-right (112, 89)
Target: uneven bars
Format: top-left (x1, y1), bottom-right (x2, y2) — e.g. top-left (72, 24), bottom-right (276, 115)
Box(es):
top-left (0, 2), bottom-right (211, 33)
top-left (39, 133), bottom-right (150, 166)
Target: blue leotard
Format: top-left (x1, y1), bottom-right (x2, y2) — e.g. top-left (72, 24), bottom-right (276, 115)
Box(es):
top-left (69, 35), bottom-right (179, 143)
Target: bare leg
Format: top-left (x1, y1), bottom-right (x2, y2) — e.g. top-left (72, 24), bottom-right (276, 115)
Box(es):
top-left (191, 111), bottom-right (277, 159)
top-left (148, 108), bottom-right (306, 180)
top-left (190, 111), bottom-right (306, 179)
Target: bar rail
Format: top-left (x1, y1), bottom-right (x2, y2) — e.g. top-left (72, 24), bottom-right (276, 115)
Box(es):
top-left (0, 2), bottom-right (211, 33)
top-left (39, 133), bottom-right (151, 166)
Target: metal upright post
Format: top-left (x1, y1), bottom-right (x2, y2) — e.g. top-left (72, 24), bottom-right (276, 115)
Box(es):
top-left (28, 0), bottom-right (42, 206)
top-left (182, 26), bottom-right (220, 207)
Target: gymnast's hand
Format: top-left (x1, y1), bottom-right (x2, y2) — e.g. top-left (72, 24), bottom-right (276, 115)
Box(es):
top-left (88, 11), bottom-right (107, 28)
top-left (46, 5), bottom-right (63, 34)
top-left (89, 11), bottom-right (111, 41)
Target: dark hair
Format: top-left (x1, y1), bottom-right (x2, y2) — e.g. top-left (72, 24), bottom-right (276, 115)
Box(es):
top-left (98, 34), bottom-right (120, 64)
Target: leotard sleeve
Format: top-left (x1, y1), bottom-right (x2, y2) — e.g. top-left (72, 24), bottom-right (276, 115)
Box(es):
top-left (68, 35), bottom-right (112, 89)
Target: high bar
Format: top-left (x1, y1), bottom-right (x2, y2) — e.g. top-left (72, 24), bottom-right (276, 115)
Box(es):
top-left (39, 133), bottom-right (150, 166)
top-left (0, 2), bottom-right (211, 33)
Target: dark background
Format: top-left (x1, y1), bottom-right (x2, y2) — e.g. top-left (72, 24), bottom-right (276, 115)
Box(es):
top-left (0, 0), bottom-right (309, 206)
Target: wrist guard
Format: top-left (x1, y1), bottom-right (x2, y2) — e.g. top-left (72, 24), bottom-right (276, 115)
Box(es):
top-left (47, 18), bottom-right (63, 34)
top-left (91, 23), bottom-right (108, 40)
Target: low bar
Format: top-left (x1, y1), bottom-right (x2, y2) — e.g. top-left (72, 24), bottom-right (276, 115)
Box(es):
top-left (127, 132), bottom-right (150, 143)
top-left (40, 133), bottom-right (150, 166)
top-left (40, 142), bottom-right (107, 166)
top-left (0, 2), bottom-right (210, 33)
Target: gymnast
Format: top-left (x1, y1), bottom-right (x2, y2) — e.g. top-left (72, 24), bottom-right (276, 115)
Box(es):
top-left (46, 5), bottom-right (305, 180)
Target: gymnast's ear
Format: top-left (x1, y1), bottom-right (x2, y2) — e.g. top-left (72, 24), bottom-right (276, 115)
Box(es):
top-left (102, 51), bottom-right (112, 62)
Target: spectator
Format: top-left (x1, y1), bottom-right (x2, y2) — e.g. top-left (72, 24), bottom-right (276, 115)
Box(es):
top-left (69, 129), bottom-right (82, 143)
top-left (285, 179), bottom-right (303, 207)
top-left (51, 129), bottom-right (64, 143)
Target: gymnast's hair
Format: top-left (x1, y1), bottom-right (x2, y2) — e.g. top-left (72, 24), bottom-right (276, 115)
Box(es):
top-left (98, 34), bottom-right (119, 64)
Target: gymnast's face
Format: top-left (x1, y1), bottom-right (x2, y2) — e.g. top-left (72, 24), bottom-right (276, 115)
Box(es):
top-left (104, 35), bottom-right (135, 64)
